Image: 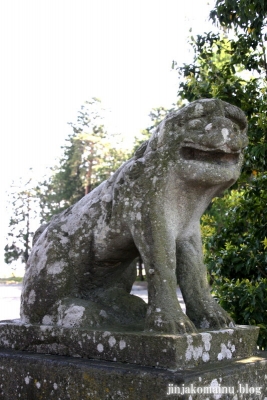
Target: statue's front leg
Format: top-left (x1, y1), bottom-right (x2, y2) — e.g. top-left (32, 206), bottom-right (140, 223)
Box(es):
top-left (131, 218), bottom-right (196, 335)
top-left (176, 232), bottom-right (234, 330)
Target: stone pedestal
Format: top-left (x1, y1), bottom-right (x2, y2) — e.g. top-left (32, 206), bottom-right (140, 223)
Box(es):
top-left (0, 321), bottom-right (266, 399)
top-left (0, 349), bottom-right (267, 399)
top-left (0, 321), bottom-right (259, 370)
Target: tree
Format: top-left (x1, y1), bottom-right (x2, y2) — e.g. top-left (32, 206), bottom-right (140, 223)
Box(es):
top-left (4, 177), bottom-right (39, 266)
top-left (4, 99), bottom-right (130, 268)
top-left (173, 0), bottom-right (267, 348)
top-left (38, 98), bottom-right (130, 222)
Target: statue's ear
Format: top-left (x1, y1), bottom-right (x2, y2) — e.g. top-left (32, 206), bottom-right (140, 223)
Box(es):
top-left (128, 159), bottom-right (145, 180)
top-left (149, 136), bottom-right (158, 151)
top-left (134, 141), bottom-right (149, 158)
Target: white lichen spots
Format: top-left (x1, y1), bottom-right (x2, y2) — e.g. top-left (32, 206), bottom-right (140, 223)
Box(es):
top-left (119, 340), bottom-right (126, 350)
top-left (239, 338), bottom-right (242, 342)
top-left (201, 332), bottom-right (212, 351)
top-left (162, 349), bottom-right (167, 353)
top-left (1, 339), bottom-right (9, 347)
top-left (102, 194), bottom-right (112, 202)
top-left (130, 212), bottom-right (136, 220)
top-left (136, 212), bottom-right (142, 221)
top-left (157, 124), bottom-right (166, 146)
top-left (58, 304), bottom-right (85, 328)
top-left (28, 290), bottom-right (36, 305)
top-left (156, 308), bottom-right (161, 312)
top-left (155, 316), bottom-right (163, 326)
top-left (200, 318), bottom-right (210, 329)
top-left (39, 325), bottom-right (53, 333)
top-left (221, 128), bottom-right (229, 141)
top-left (185, 336), bottom-right (203, 362)
top-left (47, 261), bottom-right (65, 275)
top-left (202, 352), bottom-right (210, 362)
top-left (214, 328), bottom-right (234, 335)
top-left (25, 376), bottom-right (30, 385)
top-left (99, 310), bottom-right (108, 318)
top-left (53, 383), bottom-right (58, 390)
top-left (42, 315), bottom-right (53, 325)
top-left (60, 236), bottom-right (69, 245)
top-left (193, 103), bottom-right (204, 117)
top-left (60, 224), bottom-right (68, 232)
top-left (148, 269), bottom-right (155, 274)
top-left (108, 336), bottom-right (116, 347)
top-left (205, 123), bottom-right (213, 131)
top-left (97, 343), bottom-right (104, 353)
top-left (35, 382), bottom-right (41, 389)
top-left (217, 343), bottom-right (234, 360)
top-left (102, 331), bottom-right (111, 338)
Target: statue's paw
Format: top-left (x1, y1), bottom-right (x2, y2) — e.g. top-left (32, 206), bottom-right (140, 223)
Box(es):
top-left (187, 300), bottom-right (235, 330)
top-left (144, 309), bottom-right (197, 334)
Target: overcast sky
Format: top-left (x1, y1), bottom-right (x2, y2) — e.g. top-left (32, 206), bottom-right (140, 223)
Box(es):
top-left (0, 0), bottom-right (215, 275)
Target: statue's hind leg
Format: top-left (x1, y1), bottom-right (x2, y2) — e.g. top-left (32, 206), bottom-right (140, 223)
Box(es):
top-left (85, 259), bottom-right (147, 330)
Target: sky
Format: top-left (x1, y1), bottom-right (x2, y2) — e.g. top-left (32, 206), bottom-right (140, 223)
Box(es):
top-left (0, 0), bottom-right (215, 275)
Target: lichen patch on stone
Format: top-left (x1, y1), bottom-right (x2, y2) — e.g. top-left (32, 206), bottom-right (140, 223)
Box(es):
top-left (119, 340), bottom-right (126, 350)
top-left (28, 290), bottom-right (36, 305)
top-left (217, 342), bottom-right (235, 360)
top-left (57, 305), bottom-right (85, 328)
top-left (97, 343), bottom-right (104, 352)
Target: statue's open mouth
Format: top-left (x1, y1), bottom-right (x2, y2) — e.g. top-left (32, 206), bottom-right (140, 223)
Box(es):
top-left (181, 147), bottom-right (240, 165)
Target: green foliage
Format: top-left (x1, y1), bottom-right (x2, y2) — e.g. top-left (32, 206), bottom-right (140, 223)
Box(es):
top-left (38, 98), bottom-right (129, 222)
top-left (203, 173), bottom-right (267, 281)
top-left (4, 177), bottom-right (39, 266)
top-left (173, 0), bottom-right (267, 348)
top-left (201, 172), bottom-right (267, 348)
top-left (211, 0), bottom-right (267, 42)
top-left (212, 278), bottom-right (267, 350)
top-left (37, 136), bottom-right (85, 221)
top-left (4, 99), bottom-right (131, 266)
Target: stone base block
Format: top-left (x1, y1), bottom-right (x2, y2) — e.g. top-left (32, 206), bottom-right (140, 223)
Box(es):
top-left (0, 321), bottom-right (259, 370)
top-left (0, 349), bottom-right (267, 399)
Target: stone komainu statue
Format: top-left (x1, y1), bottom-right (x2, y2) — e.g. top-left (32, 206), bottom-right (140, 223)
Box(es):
top-left (21, 99), bottom-right (248, 334)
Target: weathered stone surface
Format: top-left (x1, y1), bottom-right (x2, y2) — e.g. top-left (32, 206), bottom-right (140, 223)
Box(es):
top-left (20, 99), bottom-right (248, 334)
top-left (0, 348), bottom-right (267, 399)
top-left (0, 321), bottom-right (258, 370)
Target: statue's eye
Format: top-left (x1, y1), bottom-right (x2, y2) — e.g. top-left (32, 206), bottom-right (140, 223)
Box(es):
top-left (186, 119), bottom-right (203, 131)
top-left (233, 123), bottom-right (240, 134)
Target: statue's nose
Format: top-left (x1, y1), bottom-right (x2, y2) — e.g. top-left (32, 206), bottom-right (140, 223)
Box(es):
top-left (203, 118), bottom-right (248, 151)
